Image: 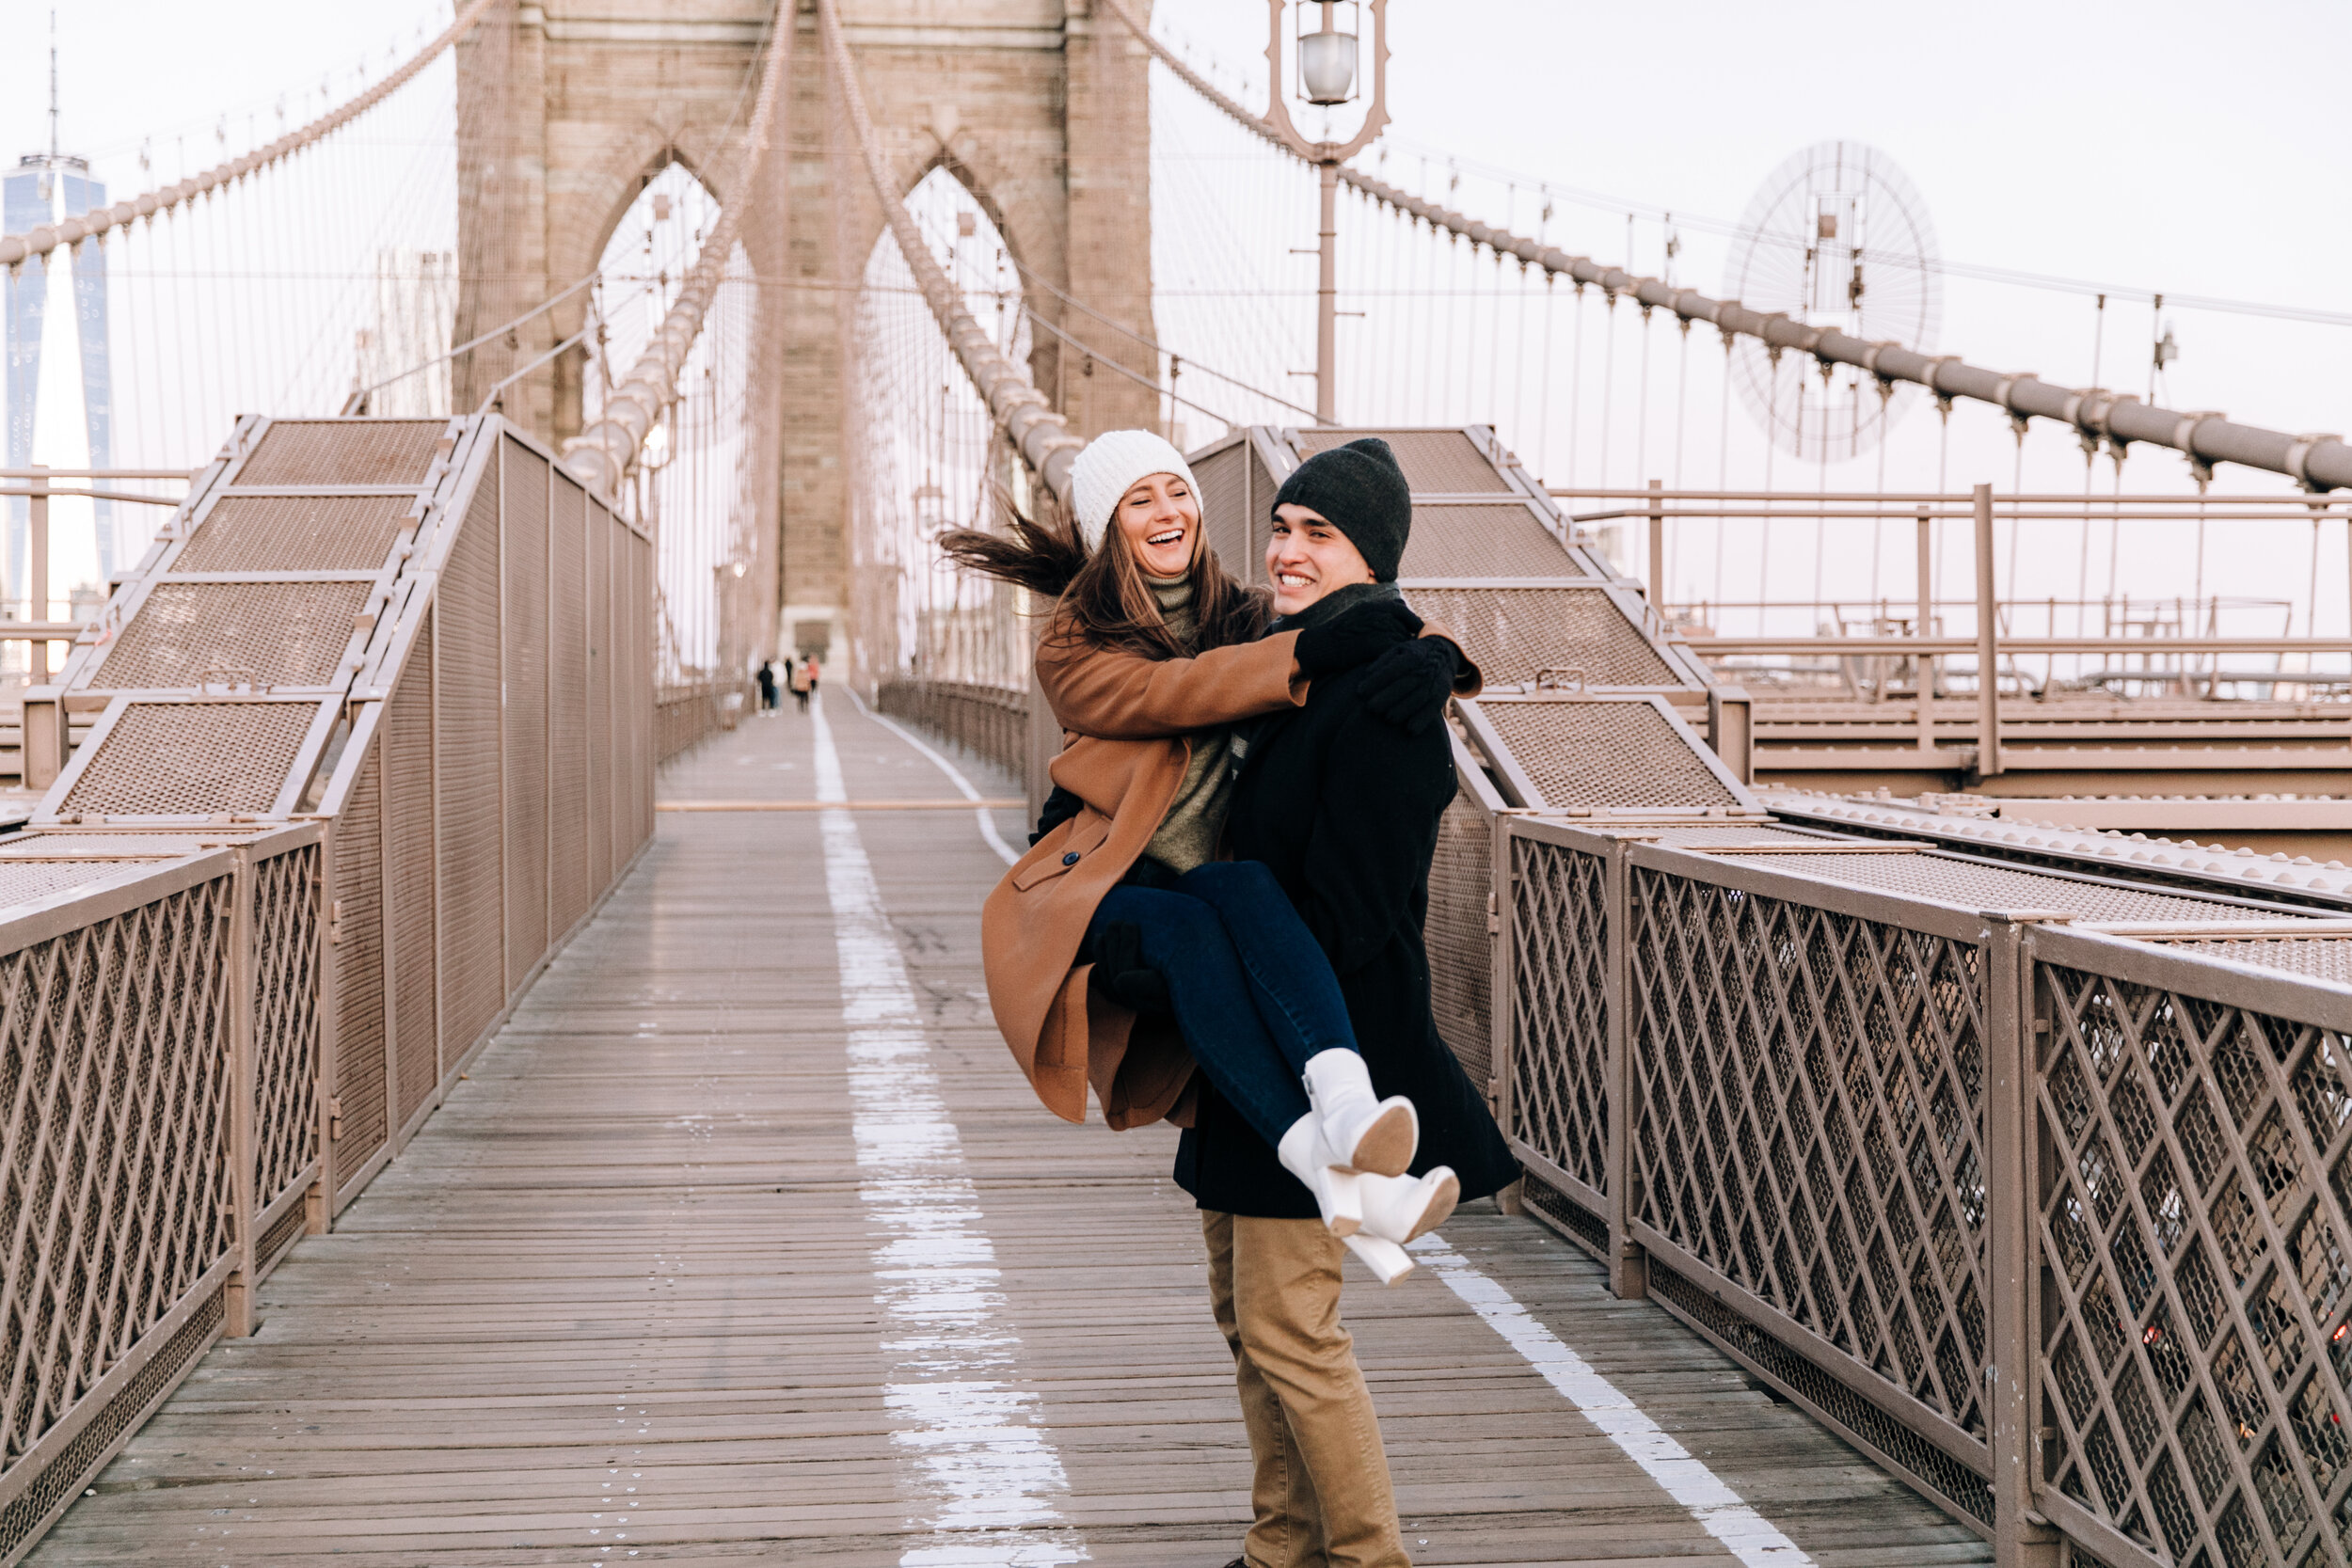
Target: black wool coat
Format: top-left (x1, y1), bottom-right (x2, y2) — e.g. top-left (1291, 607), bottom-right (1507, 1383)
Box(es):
top-left (1172, 658), bottom-right (1519, 1218)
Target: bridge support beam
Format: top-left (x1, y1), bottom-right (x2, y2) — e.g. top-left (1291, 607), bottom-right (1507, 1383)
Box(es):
top-left (1984, 913), bottom-right (2062, 1567)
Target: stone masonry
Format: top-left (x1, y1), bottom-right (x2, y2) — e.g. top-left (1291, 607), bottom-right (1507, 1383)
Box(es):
top-left (456, 0), bottom-right (1159, 669)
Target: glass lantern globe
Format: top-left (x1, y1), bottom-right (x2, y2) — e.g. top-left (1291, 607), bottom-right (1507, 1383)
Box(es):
top-left (1298, 25), bottom-right (1358, 105)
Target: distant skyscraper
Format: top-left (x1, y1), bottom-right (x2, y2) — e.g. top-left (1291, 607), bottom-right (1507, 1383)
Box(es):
top-left (4, 26), bottom-right (114, 621)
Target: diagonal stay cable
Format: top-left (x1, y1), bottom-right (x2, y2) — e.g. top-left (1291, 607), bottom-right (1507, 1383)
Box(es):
top-left (816, 0), bottom-right (1084, 506)
top-left (1020, 306), bottom-right (1258, 436)
top-left (1000, 254), bottom-right (1323, 424)
top-left (345, 270), bottom-right (603, 412)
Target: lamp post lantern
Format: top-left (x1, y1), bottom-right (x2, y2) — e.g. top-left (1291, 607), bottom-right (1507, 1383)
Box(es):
top-left (1260, 0), bottom-right (1389, 425)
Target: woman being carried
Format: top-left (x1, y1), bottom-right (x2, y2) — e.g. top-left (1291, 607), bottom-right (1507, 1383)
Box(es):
top-left (946, 431), bottom-right (1474, 1277)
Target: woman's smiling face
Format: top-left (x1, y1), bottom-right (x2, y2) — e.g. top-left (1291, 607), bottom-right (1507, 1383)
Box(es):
top-left (1113, 472), bottom-right (1200, 577)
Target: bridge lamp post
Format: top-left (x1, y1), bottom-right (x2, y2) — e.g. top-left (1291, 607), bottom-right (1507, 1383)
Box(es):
top-left (1261, 0), bottom-right (1390, 425)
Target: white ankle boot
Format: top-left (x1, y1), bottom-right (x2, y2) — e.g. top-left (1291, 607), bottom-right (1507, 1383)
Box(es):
top-left (1343, 1232), bottom-right (1416, 1285)
top-left (1300, 1050), bottom-right (1417, 1178)
top-left (1278, 1112), bottom-right (1363, 1236)
top-left (1358, 1166), bottom-right (1459, 1245)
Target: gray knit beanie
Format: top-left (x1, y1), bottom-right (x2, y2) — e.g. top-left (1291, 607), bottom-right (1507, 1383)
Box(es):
top-left (1270, 437), bottom-right (1412, 581)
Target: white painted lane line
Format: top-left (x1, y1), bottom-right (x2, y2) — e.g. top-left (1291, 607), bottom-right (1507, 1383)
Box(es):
top-left (850, 689), bottom-right (1024, 867)
top-left (1412, 1236), bottom-right (1815, 1567)
top-left (812, 700), bottom-right (1087, 1568)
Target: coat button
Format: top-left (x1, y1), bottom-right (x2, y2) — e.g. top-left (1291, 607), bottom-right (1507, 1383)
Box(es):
top-left (1061, 851), bottom-right (1080, 865)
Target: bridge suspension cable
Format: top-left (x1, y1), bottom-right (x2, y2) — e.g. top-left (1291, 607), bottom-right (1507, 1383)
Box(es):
top-left (1104, 0), bottom-right (2349, 496)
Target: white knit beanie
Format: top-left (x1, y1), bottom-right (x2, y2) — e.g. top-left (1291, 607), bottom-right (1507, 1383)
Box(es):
top-left (1069, 430), bottom-right (1200, 554)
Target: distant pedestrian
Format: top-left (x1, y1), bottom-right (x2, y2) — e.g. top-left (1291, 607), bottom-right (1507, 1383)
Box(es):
top-left (803, 656), bottom-right (822, 700)
top-left (789, 657), bottom-right (811, 713)
top-left (755, 660), bottom-right (778, 716)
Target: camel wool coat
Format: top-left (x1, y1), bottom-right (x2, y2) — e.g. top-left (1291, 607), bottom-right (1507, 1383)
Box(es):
top-left (979, 617), bottom-right (1475, 1132)
top-left (980, 624), bottom-right (1311, 1131)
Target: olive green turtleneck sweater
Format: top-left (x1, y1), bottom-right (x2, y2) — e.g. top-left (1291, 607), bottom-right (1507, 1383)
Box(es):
top-left (1142, 576), bottom-right (1236, 874)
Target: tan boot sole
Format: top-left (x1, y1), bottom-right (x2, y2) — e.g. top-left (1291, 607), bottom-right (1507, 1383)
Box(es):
top-left (1340, 1103), bottom-right (1416, 1177)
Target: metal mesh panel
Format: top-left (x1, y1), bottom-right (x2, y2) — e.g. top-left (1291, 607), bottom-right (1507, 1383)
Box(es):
top-left (628, 533), bottom-right (653, 849)
top-left (1629, 866), bottom-right (1994, 1444)
top-left (1522, 1168), bottom-right (1612, 1258)
top-left (1719, 850), bottom-right (2278, 925)
top-left (61, 703), bottom-right (316, 818)
top-left (2035, 962), bottom-right (2352, 1565)
top-left (586, 501), bottom-right (613, 899)
top-left (0, 834), bottom-right (233, 857)
top-left (1646, 1259), bottom-right (1996, 1526)
top-left (1403, 504), bottom-right (1585, 578)
top-left (548, 475), bottom-right (590, 939)
top-left (235, 420), bottom-right (444, 487)
top-left (501, 436), bottom-right (548, 985)
top-left (1647, 824), bottom-right (1833, 847)
top-left (92, 579), bottom-right (370, 690)
top-left (0, 861), bottom-right (148, 909)
top-left (1428, 789), bottom-right (1494, 1088)
top-left (1295, 428), bottom-right (1511, 492)
top-left (436, 462), bottom-right (505, 1063)
top-left (0, 1288), bottom-right (222, 1560)
top-left (1192, 439), bottom-right (1252, 571)
top-left (1483, 701), bottom-right (1739, 810)
top-left (1407, 586), bottom-right (1685, 687)
top-left (250, 841), bottom-right (321, 1212)
top-left (330, 745), bottom-right (387, 1193)
top-left (2163, 939), bottom-right (2352, 982)
top-left (0, 872), bottom-right (237, 1466)
top-left (173, 495), bottom-right (412, 574)
top-left (1510, 837), bottom-right (1612, 1194)
top-left (386, 641), bottom-right (438, 1128)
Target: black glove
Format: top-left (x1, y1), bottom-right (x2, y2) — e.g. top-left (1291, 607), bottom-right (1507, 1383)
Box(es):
top-left (1086, 921), bottom-right (1172, 1016)
top-left (1030, 784), bottom-right (1084, 847)
top-left (1292, 597), bottom-right (1421, 676)
top-left (1359, 636), bottom-right (1463, 735)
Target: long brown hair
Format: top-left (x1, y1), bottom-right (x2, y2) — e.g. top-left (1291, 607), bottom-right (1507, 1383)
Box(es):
top-left (940, 483), bottom-right (1269, 659)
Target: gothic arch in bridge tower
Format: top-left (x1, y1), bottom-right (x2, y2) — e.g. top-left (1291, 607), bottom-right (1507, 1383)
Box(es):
top-left (460, 0), bottom-right (1163, 662)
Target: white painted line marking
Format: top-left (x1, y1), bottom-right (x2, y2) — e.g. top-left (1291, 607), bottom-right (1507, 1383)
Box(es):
top-left (813, 700), bottom-right (1086, 1567)
top-left (1412, 1235), bottom-right (1815, 1566)
top-left (851, 689), bottom-right (1024, 866)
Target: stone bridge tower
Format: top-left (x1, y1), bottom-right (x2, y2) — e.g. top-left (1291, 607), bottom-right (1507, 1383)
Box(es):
top-left (455, 0), bottom-right (1159, 668)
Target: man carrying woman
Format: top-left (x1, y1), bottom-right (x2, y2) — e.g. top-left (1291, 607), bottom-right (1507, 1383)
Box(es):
top-left (946, 430), bottom-right (1518, 1568)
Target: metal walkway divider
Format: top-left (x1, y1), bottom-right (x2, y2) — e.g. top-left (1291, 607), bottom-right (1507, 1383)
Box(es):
top-left (0, 414), bottom-right (655, 1563)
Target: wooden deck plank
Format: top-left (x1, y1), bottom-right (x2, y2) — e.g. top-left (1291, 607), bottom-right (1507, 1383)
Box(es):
top-left (28, 698), bottom-right (1989, 1566)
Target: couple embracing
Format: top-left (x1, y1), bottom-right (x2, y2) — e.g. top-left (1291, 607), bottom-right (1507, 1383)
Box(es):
top-left (946, 429), bottom-right (1517, 1568)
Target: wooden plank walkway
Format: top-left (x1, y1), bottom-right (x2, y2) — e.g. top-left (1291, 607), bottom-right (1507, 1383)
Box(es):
top-left (30, 695), bottom-right (1992, 1567)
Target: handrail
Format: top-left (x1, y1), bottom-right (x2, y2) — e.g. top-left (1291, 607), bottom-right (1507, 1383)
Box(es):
top-left (1099, 0), bottom-right (2352, 495)
top-left (0, 0), bottom-right (500, 268)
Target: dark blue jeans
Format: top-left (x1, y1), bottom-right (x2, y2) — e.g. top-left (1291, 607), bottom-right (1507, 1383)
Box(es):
top-left (1084, 860), bottom-right (1359, 1150)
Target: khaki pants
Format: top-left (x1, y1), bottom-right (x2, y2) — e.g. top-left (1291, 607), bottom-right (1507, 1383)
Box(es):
top-left (1202, 1211), bottom-right (1409, 1568)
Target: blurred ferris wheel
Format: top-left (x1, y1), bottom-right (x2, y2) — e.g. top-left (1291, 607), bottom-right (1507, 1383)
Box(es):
top-left (1724, 140), bottom-right (1943, 465)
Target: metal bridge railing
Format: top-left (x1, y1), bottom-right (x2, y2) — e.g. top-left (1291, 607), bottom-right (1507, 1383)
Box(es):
top-left (873, 680), bottom-right (1031, 791)
top-left (1453, 776), bottom-right (2352, 1564)
top-left (655, 678), bottom-right (750, 766)
top-left (0, 825), bottom-right (322, 1561)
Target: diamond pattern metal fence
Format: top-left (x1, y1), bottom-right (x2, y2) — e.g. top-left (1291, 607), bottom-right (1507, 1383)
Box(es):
top-left (1628, 861), bottom-right (1994, 1448)
top-left (247, 841), bottom-right (321, 1219)
top-left (0, 826), bottom-right (330, 1560)
top-left (1506, 834), bottom-right (1612, 1207)
top-left (2032, 927), bottom-right (2352, 1568)
top-left (1500, 812), bottom-right (2352, 1563)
